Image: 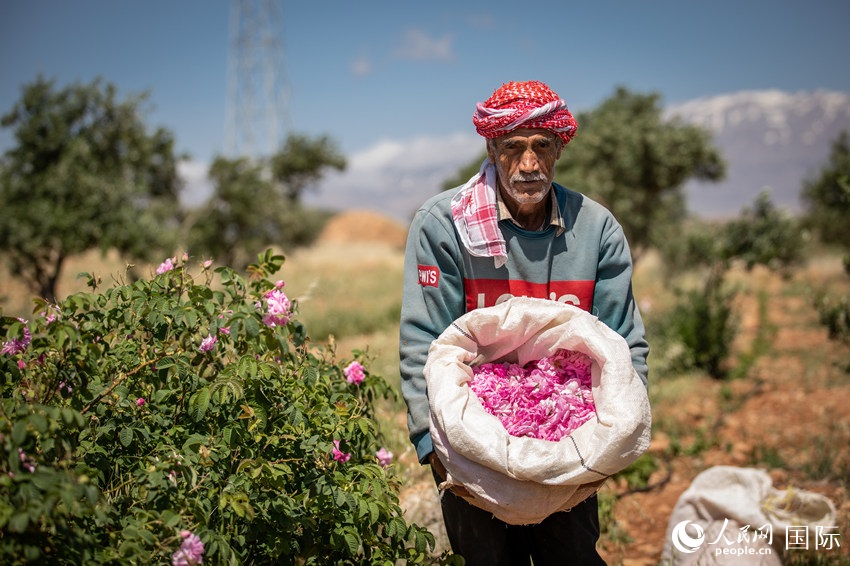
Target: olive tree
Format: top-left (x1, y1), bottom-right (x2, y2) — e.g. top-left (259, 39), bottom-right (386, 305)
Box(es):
top-left (802, 130), bottom-right (850, 252)
top-left (555, 87), bottom-right (725, 261)
top-left (187, 134), bottom-right (345, 267)
top-left (0, 76), bottom-right (182, 303)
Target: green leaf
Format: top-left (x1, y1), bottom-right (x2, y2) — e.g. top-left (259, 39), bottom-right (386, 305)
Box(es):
top-left (222, 426), bottom-right (234, 446)
top-left (252, 404), bottom-right (268, 430)
top-left (367, 500), bottom-right (380, 524)
top-left (392, 517), bottom-right (407, 541)
top-left (190, 387), bottom-right (211, 421)
top-left (237, 355), bottom-right (258, 378)
top-left (119, 427), bottom-right (133, 447)
top-left (60, 408), bottom-right (84, 427)
top-left (182, 433), bottom-right (205, 452)
top-left (385, 516), bottom-right (397, 537)
top-left (244, 315), bottom-right (260, 338)
top-left (153, 388), bottom-right (172, 404)
top-left (357, 418), bottom-right (370, 437)
top-left (334, 489), bottom-right (347, 508)
top-left (414, 530), bottom-right (427, 554)
top-left (344, 531), bottom-right (360, 555)
top-left (211, 375), bottom-right (244, 403)
top-left (183, 309), bottom-right (198, 330)
top-left (8, 511), bottom-right (30, 533)
top-left (11, 419), bottom-right (27, 445)
top-left (303, 366), bottom-right (318, 384)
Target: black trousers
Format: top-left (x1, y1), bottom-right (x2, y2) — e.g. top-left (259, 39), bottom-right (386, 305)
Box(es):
top-left (436, 474), bottom-right (607, 566)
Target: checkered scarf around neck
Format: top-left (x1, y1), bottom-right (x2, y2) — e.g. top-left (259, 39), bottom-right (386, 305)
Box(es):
top-left (450, 159), bottom-right (507, 268)
top-left (451, 81), bottom-right (578, 269)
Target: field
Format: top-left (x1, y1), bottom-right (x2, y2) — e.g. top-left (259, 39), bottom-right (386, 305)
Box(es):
top-left (2, 212), bottom-right (849, 565)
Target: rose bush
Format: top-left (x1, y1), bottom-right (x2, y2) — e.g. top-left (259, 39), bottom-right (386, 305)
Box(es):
top-left (0, 250), bottom-right (444, 564)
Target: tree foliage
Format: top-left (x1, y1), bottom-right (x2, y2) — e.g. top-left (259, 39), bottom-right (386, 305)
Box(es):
top-left (0, 250), bottom-right (447, 565)
top-left (802, 130), bottom-right (850, 250)
top-left (554, 87), bottom-right (725, 260)
top-left (723, 191), bottom-right (804, 274)
top-left (270, 134), bottom-right (346, 202)
top-left (659, 191), bottom-right (804, 276)
top-left (187, 134), bottom-right (345, 267)
top-left (652, 192), bottom-right (804, 379)
top-left (0, 76), bottom-right (182, 303)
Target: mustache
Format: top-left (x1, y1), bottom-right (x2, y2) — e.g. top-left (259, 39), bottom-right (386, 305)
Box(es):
top-left (510, 172), bottom-right (548, 183)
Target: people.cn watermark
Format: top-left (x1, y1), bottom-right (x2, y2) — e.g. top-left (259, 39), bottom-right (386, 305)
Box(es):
top-left (671, 519), bottom-right (841, 558)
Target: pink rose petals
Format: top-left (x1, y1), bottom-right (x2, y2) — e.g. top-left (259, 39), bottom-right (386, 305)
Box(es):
top-left (469, 349), bottom-right (596, 442)
top-left (343, 361), bottom-right (365, 385)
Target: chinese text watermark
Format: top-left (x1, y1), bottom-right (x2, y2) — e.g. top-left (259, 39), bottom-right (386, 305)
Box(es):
top-left (671, 519), bottom-right (841, 558)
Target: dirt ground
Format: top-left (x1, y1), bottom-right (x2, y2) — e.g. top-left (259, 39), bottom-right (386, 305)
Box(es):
top-left (398, 265), bottom-right (850, 565)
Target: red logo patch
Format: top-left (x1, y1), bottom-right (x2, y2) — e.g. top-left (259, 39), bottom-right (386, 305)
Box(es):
top-left (417, 265), bottom-right (440, 287)
top-left (464, 279), bottom-right (595, 312)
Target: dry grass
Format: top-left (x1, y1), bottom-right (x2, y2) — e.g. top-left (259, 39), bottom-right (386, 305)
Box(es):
top-left (0, 248), bottom-right (134, 318)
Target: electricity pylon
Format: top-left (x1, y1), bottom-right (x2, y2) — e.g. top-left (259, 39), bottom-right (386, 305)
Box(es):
top-left (224, 0), bottom-right (291, 158)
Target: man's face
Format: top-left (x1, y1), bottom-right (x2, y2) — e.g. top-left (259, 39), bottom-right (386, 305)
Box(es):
top-left (487, 128), bottom-right (563, 207)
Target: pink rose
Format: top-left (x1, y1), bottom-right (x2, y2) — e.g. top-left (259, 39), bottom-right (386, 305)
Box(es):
top-left (344, 361), bottom-right (365, 385)
top-left (332, 440), bottom-right (351, 463)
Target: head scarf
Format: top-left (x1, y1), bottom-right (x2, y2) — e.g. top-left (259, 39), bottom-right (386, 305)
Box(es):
top-left (472, 80), bottom-right (578, 144)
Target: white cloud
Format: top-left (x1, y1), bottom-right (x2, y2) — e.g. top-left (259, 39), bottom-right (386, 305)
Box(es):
top-left (305, 131), bottom-right (483, 222)
top-left (350, 139), bottom-right (408, 171)
top-left (178, 159), bottom-right (213, 207)
top-left (346, 132), bottom-right (483, 176)
top-left (395, 29), bottom-right (454, 62)
top-left (177, 133), bottom-right (485, 224)
top-left (349, 55), bottom-right (373, 77)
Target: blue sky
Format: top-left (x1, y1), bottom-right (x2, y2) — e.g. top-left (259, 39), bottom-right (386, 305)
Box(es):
top-left (2, 0), bottom-right (850, 220)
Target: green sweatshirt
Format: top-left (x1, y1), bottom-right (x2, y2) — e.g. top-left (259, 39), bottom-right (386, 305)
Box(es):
top-left (399, 182), bottom-right (649, 463)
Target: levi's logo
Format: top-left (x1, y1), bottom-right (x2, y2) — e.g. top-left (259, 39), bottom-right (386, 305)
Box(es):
top-left (464, 279), bottom-right (595, 312)
top-left (417, 265), bottom-right (440, 287)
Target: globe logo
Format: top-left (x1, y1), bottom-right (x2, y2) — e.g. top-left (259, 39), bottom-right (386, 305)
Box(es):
top-left (671, 520), bottom-right (706, 554)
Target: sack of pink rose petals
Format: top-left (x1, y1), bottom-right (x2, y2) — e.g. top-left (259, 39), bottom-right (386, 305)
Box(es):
top-left (424, 297), bottom-right (651, 525)
top-left (470, 348), bottom-right (597, 443)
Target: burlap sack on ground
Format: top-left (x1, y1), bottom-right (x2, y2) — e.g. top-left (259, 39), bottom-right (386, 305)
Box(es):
top-left (424, 297), bottom-right (651, 525)
top-left (661, 466), bottom-right (837, 565)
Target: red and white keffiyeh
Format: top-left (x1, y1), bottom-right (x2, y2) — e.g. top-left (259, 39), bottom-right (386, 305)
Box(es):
top-left (450, 159), bottom-right (507, 268)
top-left (472, 80), bottom-right (578, 144)
top-left (452, 81), bottom-right (577, 268)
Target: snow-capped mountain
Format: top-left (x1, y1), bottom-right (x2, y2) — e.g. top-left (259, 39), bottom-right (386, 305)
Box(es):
top-left (666, 90), bottom-right (850, 218)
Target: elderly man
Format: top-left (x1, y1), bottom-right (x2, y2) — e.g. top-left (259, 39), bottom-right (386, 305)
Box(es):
top-left (399, 80), bottom-right (649, 565)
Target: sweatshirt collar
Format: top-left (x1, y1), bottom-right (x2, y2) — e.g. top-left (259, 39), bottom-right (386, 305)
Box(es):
top-left (496, 186), bottom-right (565, 235)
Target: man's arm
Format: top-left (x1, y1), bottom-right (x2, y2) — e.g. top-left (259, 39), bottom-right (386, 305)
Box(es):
top-left (399, 204), bottom-right (466, 463)
top-left (592, 217), bottom-right (650, 385)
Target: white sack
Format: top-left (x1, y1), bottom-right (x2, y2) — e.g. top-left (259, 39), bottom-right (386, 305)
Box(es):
top-left (661, 466), bottom-right (837, 565)
top-left (424, 296), bottom-right (651, 525)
